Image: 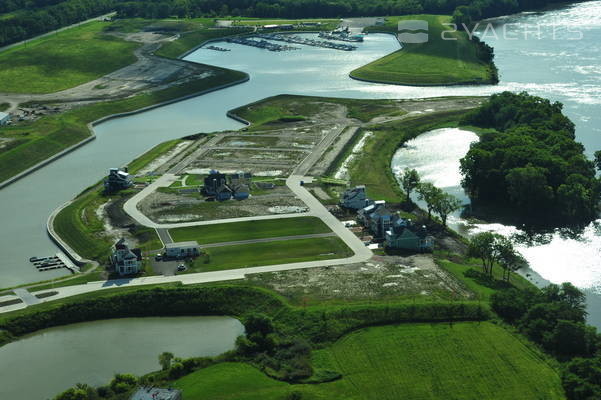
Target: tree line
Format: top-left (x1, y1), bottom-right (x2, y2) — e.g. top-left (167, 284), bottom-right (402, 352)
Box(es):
top-left (492, 283), bottom-right (601, 399)
top-left (460, 91), bottom-right (601, 227)
top-left (1, 0), bottom-right (585, 48)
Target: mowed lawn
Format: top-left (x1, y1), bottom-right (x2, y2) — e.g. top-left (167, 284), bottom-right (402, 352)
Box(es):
top-left (174, 322), bottom-right (565, 400)
top-left (190, 237), bottom-right (352, 272)
top-left (170, 217), bottom-right (331, 244)
top-left (351, 15), bottom-right (493, 86)
top-left (0, 21), bottom-right (139, 94)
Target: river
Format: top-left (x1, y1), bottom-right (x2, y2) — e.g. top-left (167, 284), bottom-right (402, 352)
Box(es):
top-left (391, 2), bottom-right (601, 325)
top-left (0, 1), bottom-right (598, 322)
top-left (0, 316), bottom-right (244, 400)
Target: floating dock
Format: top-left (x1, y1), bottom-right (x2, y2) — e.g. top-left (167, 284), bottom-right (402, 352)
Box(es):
top-left (225, 37), bottom-right (299, 52)
top-left (206, 45), bottom-right (231, 52)
top-left (318, 31), bottom-right (364, 42)
top-left (29, 252), bottom-right (80, 273)
top-left (257, 33), bottom-right (357, 51)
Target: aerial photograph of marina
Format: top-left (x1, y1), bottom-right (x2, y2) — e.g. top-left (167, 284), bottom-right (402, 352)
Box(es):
top-left (0, 0), bottom-right (600, 399)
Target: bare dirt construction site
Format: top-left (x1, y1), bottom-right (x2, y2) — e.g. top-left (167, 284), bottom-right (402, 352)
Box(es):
top-left (246, 253), bottom-right (474, 304)
top-left (138, 184), bottom-right (308, 223)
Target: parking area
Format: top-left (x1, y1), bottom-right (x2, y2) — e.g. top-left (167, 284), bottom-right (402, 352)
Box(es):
top-left (149, 256), bottom-right (188, 276)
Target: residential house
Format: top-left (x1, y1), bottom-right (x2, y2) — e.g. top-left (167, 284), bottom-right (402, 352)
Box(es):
top-left (367, 206), bottom-right (395, 239)
top-left (232, 183), bottom-right (250, 200)
top-left (340, 185), bottom-right (369, 210)
top-left (385, 219), bottom-right (434, 252)
top-left (104, 168), bottom-right (133, 193)
top-left (165, 241), bottom-right (201, 259)
top-left (111, 239), bottom-right (142, 276)
top-left (0, 111), bottom-right (11, 126)
top-left (203, 170), bottom-right (227, 197)
top-left (357, 200), bottom-right (386, 225)
top-left (130, 387), bottom-right (182, 400)
top-left (216, 183), bottom-right (233, 201)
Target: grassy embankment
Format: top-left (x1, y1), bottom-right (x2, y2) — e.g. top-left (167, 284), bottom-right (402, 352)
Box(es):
top-left (0, 64), bottom-right (246, 184)
top-left (169, 216), bottom-right (330, 244)
top-left (52, 140), bottom-right (183, 264)
top-left (0, 21), bottom-right (139, 94)
top-left (351, 15), bottom-right (496, 86)
top-left (175, 322), bottom-right (564, 400)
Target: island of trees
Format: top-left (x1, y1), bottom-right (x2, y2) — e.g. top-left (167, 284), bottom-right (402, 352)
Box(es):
top-left (460, 92), bottom-right (600, 227)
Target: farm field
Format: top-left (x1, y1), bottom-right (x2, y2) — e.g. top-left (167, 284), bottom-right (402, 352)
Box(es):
top-left (174, 322), bottom-right (565, 400)
top-left (351, 15), bottom-right (494, 86)
top-left (170, 216), bottom-right (331, 244)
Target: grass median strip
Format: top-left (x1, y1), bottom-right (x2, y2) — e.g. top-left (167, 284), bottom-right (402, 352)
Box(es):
top-left (190, 237), bottom-right (352, 273)
top-left (169, 217), bottom-right (331, 245)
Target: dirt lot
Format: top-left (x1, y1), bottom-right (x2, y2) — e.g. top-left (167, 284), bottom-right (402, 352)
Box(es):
top-left (247, 253), bottom-right (473, 304)
top-left (138, 185), bottom-right (308, 223)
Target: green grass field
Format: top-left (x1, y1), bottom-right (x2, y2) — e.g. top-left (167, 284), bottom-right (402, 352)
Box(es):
top-left (170, 217), bottom-right (331, 244)
top-left (174, 322), bottom-right (565, 400)
top-left (190, 237), bottom-right (352, 273)
top-left (0, 22), bottom-right (139, 94)
top-left (351, 15), bottom-right (494, 86)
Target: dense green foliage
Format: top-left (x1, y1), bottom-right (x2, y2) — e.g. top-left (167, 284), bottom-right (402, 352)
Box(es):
top-left (460, 92), bottom-right (600, 226)
top-left (492, 283), bottom-right (601, 399)
top-left (351, 15), bottom-right (497, 86)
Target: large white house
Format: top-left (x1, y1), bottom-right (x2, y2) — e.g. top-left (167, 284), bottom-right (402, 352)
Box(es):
top-left (111, 238), bottom-right (142, 276)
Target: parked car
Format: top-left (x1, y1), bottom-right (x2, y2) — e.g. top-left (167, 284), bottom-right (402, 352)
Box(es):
top-left (154, 254), bottom-right (162, 261)
top-left (177, 264), bottom-right (187, 272)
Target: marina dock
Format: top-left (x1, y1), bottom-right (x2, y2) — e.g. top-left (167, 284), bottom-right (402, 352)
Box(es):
top-left (258, 33), bottom-right (358, 51)
top-left (225, 37), bottom-right (299, 52)
top-left (29, 252), bottom-right (80, 273)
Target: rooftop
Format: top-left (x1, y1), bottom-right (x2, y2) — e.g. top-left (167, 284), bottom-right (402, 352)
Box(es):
top-left (0, 111), bottom-right (10, 119)
top-left (165, 241), bottom-right (200, 248)
top-left (130, 387), bottom-right (181, 400)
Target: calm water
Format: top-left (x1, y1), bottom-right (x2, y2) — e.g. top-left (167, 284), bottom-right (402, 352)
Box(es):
top-left (392, 2), bottom-right (601, 326)
top-left (0, 316), bottom-right (244, 400)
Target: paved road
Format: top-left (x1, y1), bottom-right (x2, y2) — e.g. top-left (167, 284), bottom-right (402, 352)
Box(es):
top-left (13, 288), bottom-right (41, 306)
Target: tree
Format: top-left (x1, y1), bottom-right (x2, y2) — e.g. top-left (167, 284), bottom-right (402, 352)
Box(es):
top-left (432, 192), bottom-right (462, 227)
top-left (417, 182), bottom-right (442, 220)
top-left (400, 168), bottom-right (420, 203)
top-left (594, 150), bottom-right (601, 171)
top-left (467, 231), bottom-right (502, 275)
top-left (494, 236), bottom-right (523, 282)
top-left (110, 374), bottom-right (137, 394)
top-left (158, 351), bottom-right (174, 370)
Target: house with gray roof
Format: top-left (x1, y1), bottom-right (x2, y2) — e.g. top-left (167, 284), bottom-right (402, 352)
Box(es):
top-left (385, 218), bottom-right (434, 252)
top-left (130, 387), bottom-right (181, 400)
top-left (0, 111), bottom-right (11, 126)
top-left (340, 185), bottom-right (369, 210)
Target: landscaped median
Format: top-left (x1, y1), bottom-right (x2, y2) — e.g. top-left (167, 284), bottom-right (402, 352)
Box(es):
top-left (351, 15), bottom-right (498, 86)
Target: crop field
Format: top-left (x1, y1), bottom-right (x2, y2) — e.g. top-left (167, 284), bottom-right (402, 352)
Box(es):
top-left (174, 322), bottom-right (565, 400)
top-left (189, 237), bottom-right (352, 273)
top-left (170, 217), bottom-right (330, 244)
top-left (352, 15), bottom-right (493, 86)
top-left (0, 22), bottom-right (139, 94)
